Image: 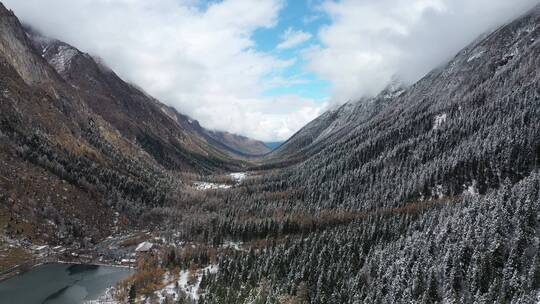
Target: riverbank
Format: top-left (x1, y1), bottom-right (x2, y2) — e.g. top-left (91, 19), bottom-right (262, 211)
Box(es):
top-left (0, 229), bottom-right (156, 282)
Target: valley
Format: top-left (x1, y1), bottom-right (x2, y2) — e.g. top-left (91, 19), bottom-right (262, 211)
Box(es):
top-left (0, 1), bottom-right (540, 303)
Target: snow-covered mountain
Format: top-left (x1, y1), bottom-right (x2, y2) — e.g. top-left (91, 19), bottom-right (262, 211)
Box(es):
top-left (265, 82), bottom-right (405, 166)
top-left (200, 4), bottom-right (540, 302)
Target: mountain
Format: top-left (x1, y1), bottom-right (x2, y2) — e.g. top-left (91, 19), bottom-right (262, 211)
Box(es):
top-left (0, 2), bottom-right (259, 249)
top-left (194, 4), bottom-right (540, 302)
top-left (204, 130), bottom-right (271, 156)
top-left (263, 1), bottom-right (540, 211)
top-left (0, 3), bottom-right (127, 245)
top-left (25, 27), bottom-right (263, 171)
top-left (156, 104), bottom-right (270, 157)
top-left (28, 28), bottom-right (269, 159)
top-left (264, 82), bottom-right (404, 166)
top-left (2, 1), bottom-right (540, 303)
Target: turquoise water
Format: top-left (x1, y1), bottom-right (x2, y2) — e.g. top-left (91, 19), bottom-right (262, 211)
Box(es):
top-left (0, 263), bottom-right (133, 303)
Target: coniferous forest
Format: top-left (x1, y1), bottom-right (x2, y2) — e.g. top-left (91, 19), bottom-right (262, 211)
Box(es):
top-left (1, 1), bottom-right (540, 303)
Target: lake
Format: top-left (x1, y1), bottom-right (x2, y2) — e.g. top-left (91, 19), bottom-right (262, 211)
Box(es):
top-left (0, 263), bottom-right (133, 303)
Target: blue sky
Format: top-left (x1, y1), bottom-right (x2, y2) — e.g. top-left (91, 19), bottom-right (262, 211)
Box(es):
top-left (253, 0), bottom-right (330, 102)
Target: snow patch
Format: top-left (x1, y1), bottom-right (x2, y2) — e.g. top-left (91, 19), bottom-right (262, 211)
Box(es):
top-left (41, 46), bottom-right (49, 57)
top-left (433, 184), bottom-right (444, 199)
top-left (230, 172), bottom-right (247, 183)
top-left (383, 89), bottom-right (405, 99)
top-left (84, 286), bottom-right (119, 304)
top-left (467, 50), bottom-right (485, 62)
top-left (433, 113), bottom-right (447, 130)
top-left (194, 173), bottom-right (247, 190)
top-left (49, 45), bottom-right (78, 74)
top-left (152, 265), bottom-right (218, 303)
top-left (221, 240), bottom-right (243, 251)
top-left (193, 182), bottom-right (232, 190)
top-left (464, 181), bottom-right (479, 196)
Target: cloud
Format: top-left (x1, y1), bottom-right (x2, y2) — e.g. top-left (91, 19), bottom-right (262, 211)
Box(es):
top-left (3, 0), bottom-right (324, 141)
top-left (6, 0), bottom-right (535, 141)
top-left (277, 27), bottom-right (313, 49)
top-left (305, 0), bottom-right (539, 103)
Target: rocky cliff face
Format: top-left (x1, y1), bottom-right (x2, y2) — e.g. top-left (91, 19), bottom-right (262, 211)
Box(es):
top-left (0, 4), bottom-right (56, 84)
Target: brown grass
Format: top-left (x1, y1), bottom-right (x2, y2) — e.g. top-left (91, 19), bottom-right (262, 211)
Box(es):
top-left (0, 246), bottom-right (33, 273)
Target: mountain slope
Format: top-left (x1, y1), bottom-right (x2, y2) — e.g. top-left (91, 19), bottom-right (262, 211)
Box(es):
top-left (279, 3), bottom-right (540, 209)
top-left (204, 130), bottom-right (271, 156)
top-left (158, 104), bottom-right (270, 157)
top-left (0, 2), bottom-right (258, 254)
top-left (26, 28), bottom-right (256, 172)
top-left (0, 3), bottom-right (176, 248)
top-left (2, 1), bottom-right (540, 302)
top-left (194, 4), bottom-right (540, 302)
top-left (265, 83), bottom-right (404, 166)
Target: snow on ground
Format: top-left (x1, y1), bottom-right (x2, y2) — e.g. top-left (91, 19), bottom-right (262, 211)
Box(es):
top-left (193, 172), bottom-right (247, 190)
top-left (464, 181), bottom-right (479, 196)
top-left (193, 182), bottom-right (232, 190)
top-left (467, 49), bottom-right (485, 62)
top-left (221, 240), bottom-right (244, 251)
top-left (152, 265), bottom-right (219, 303)
top-left (49, 45), bottom-right (78, 74)
top-left (433, 113), bottom-right (447, 130)
top-left (433, 184), bottom-right (445, 199)
top-left (230, 172), bottom-right (247, 183)
top-left (85, 286), bottom-right (119, 304)
top-left (135, 241), bottom-right (153, 252)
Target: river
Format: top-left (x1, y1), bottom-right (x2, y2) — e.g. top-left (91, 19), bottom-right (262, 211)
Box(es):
top-left (0, 263), bottom-right (133, 303)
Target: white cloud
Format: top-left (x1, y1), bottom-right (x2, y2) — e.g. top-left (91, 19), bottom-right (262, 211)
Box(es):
top-left (277, 27), bottom-right (313, 49)
top-left (6, 0), bottom-right (535, 141)
top-left (3, 0), bottom-right (323, 141)
top-left (305, 0), bottom-right (539, 103)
